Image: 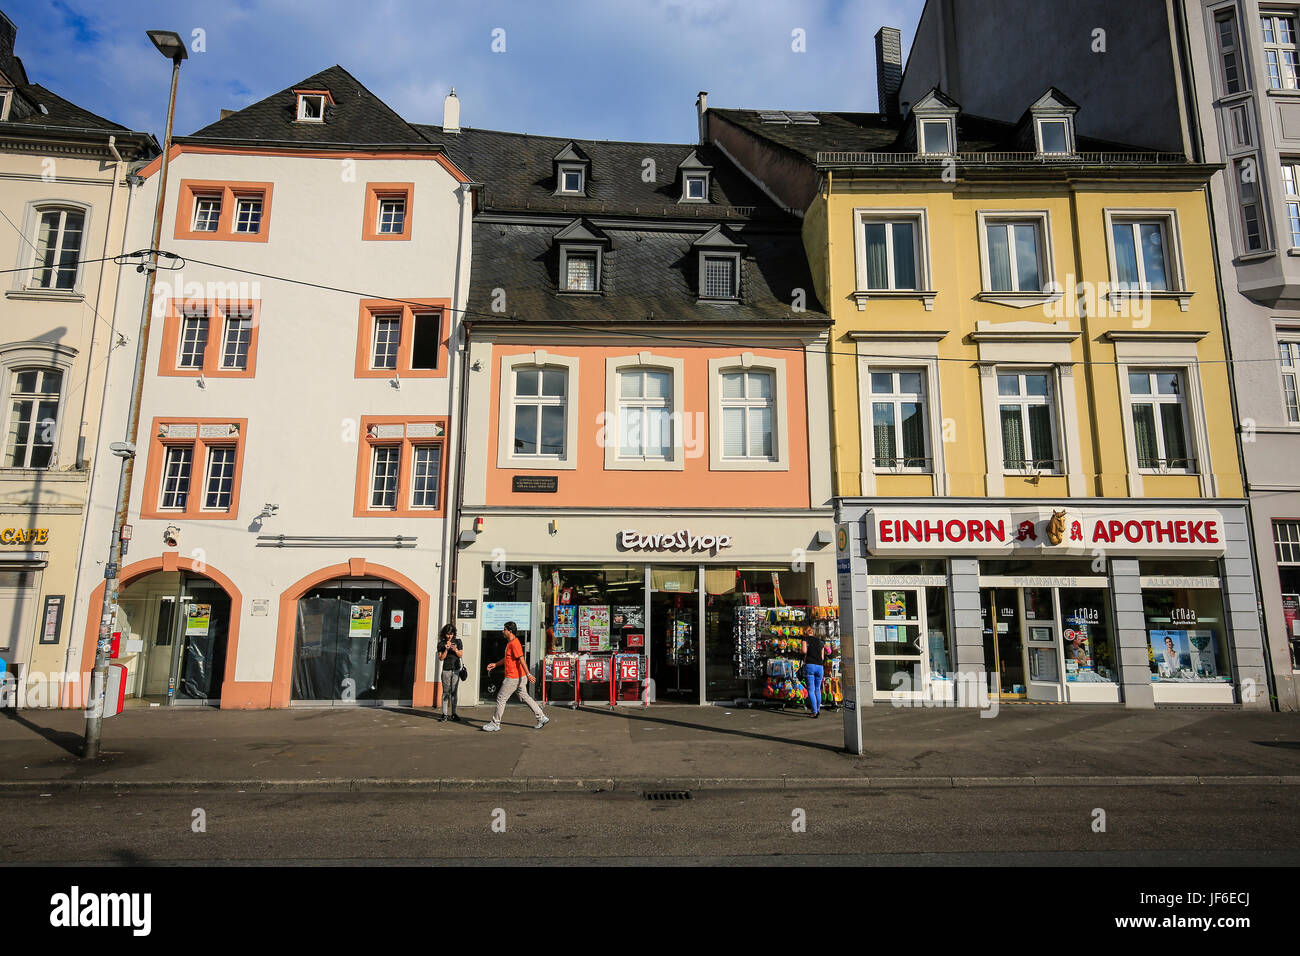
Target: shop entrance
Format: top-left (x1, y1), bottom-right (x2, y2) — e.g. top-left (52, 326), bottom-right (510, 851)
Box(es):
top-left (113, 572), bottom-right (230, 705)
top-left (981, 588), bottom-right (1025, 699)
top-left (650, 566), bottom-right (699, 703)
top-left (291, 578), bottom-right (418, 704)
top-left (980, 587), bottom-right (1065, 701)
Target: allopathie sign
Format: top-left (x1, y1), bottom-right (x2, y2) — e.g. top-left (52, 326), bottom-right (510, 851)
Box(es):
top-left (865, 507), bottom-right (1227, 557)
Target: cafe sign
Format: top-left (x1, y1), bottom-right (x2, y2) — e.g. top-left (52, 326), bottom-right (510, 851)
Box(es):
top-left (619, 529), bottom-right (733, 554)
top-left (865, 508), bottom-right (1226, 557)
top-left (1, 528), bottom-right (49, 545)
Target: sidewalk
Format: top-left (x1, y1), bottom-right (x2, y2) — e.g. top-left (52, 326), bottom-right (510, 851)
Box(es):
top-left (2, 702), bottom-right (1298, 792)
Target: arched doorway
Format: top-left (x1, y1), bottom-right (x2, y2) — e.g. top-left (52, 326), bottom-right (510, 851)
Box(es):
top-left (77, 556), bottom-right (241, 708)
top-left (272, 560), bottom-right (431, 707)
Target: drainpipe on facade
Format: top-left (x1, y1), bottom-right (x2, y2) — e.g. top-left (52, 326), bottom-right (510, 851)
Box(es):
top-left (446, 316), bottom-right (473, 627)
top-left (60, 142), bottom-right (135, 709)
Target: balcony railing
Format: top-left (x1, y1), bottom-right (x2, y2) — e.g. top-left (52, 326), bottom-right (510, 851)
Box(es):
top-left (816, 150), bottom-right (1188, 167)
top-left (1137, 456), bottom-right (1198, 472)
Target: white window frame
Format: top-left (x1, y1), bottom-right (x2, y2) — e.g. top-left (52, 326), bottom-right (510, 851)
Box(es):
top-left (1216, 8), bottom-right (1246, 96)
top-left (1103, 209), bottom-right (1189, 308)
top-left (0, 343), bottom-right (76, 471)
top-left (1034, 117), bottom-right (1074, 156)
top-left (699, 252), bottom-right (740, 300)
top-left (919, 118), bottom-right (955, 155)
top-left (866, 368), bottom-right (931, 474)
top-left (1279, 336), bottom-right (1300, 423)
top-left (559, 244), bottom-right (601, 293)
top-left (975, 210), bottom-right (1057, 307)
top-left (409, 443), bottom-right (443, 509)
top-left (296, 93), bottom-right (326, 122)
top-left (191, 194), bottom-right (222, 232)
top-left (557, 164), bottom-right (586, 195)
top-left (370, 313), bottom-right (401, 370)
top-left (682, 173), bottom-right (709, 202)
top-left (232, 196), bottom-right (262, 234)
top-left (497, 351), bottom-right (580, 470)
top-left (604, 353), bottom-right (686, 471)
top-left (177, 308), bottom-right (209, 369)
top-left (995, 368), bottom-right (1062, 475)
top-left (707, 353), bottom-right (789, 472)
top-left (219, 310), bottom-right (253, 371)
top-left (1262, 10), bottom-right (1300, 89)
top-left (376, 196), bottom-right (406, 235)
top-left (853, 209), bottom-right (930, 295)
top-left (2, 367), bottom-right (63, 470)
top-left (369, 444), bottom-right (401, 510)
top-left (201, 445), bottom-right (238, 511)
top-left (1284, 161), bottom-right (1300, 248)
top-left (158, 445), bottom-right (194, 511)
top-left (0, 89), bottom-right (11, 122)
top-left (26, 204), bottom-right (89, 292)
top-left (1125, 369), bottom-right (1196, 474)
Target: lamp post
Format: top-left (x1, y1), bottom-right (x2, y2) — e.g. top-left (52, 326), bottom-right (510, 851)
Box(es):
top-left (82, 30), bottom-right (187, 759)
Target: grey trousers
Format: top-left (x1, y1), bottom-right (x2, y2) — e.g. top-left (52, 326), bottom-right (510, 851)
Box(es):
top-left (441, 668), bottom-right (460, 716)
top-left (492, 676), bottom-right (544, 725)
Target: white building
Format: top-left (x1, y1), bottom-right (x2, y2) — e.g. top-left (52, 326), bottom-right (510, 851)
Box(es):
top-left (68, 68), bottom-right (473, 709)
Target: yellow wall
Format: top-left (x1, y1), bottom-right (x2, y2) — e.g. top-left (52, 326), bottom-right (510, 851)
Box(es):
top-left (815, 176), bottom-right (1243, 501)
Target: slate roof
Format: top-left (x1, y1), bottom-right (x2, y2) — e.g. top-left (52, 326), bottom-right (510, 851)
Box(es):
top-left (416, 124), bottom-right (787, 219)
top-left (464, 220), bottom-right (825, 326)
top-left (184, 65), bottom-right (429, 147)
top-left (710, 105), bottom-right (1147, 163)
top-left (3, 83), bottom-right (129, 130)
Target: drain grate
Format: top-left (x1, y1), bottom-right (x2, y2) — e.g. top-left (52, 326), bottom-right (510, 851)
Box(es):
top-left (642, 790), bottom-right (693, 801)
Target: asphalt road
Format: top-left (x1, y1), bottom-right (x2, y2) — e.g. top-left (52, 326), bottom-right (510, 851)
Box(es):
top-left (4, 785), bottom-right (1298, 866)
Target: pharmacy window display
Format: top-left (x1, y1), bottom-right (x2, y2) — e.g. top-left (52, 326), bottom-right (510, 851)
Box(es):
top-left (1143, 589), bottom-right (1230, 683)
top-left (1059, 588), bottom-right (1117, 685)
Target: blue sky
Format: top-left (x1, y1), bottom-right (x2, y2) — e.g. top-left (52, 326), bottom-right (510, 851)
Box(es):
top-left (4, 0), bottom-right (923, 144)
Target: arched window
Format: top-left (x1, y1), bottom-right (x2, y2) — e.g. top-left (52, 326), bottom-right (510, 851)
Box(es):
top-left (3, 367), bottom-right (62, 468)
top-left (30, 206), bottom-right (86, 291)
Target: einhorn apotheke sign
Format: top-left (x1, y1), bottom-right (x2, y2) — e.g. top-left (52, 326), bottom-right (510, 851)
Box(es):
top-left (865, 508), bottom-right (1226, 557)
top-left (619, 529), bottom-right (734, 554)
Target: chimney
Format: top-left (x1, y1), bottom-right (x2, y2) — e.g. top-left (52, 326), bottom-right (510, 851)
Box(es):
top-left (443, 87), bottom-right (460, 134)
top-left (875, 25), bottom-right (902, 120)
top-left (0, 12), bottom-right (16, 62)
top-left (696, 91), bottom-right (708, 145)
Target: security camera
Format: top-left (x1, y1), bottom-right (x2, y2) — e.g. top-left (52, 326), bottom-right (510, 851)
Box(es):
top-left (163, 525), bottom-right (180, 547)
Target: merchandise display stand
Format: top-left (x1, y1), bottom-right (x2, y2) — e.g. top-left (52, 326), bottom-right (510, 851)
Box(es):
top-left (757, 605), bottom-right (842, 712)
top-left (611, 653), bottom-right (647, 706)
top-left (542, 653), bottom-right (579, 708)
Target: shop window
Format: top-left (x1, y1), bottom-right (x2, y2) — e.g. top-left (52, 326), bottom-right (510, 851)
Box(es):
top-left (142, 418), bottom-right (246, 520)
top-left (354, 299), bottom-right (447, 378)
top-left (1059, 588), bottom-right (1117, 684)
top-left (1142, 582), bottom-right (1231, 684)
top-left (175, 181), bottom-right (273, 242)
top-left (353, 417), bottom-right (448, 517)
top-left (363, 183), bottom-right (414, 241)
top-left (479, 563), bottom-right (536, 704)
top-left (159, 299), bottom-right (260, 378)
top-left (869, 369), bottom-right (929, 471)
top-left (1275, 521), bottom-right (1300, 669)
top-left (1127, 369), bottom-right (1194, 472)
top-left (997, 370), bottom-right (1060, 473)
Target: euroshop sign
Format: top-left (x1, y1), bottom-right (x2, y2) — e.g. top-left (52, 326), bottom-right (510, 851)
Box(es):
top-left (865, 508), bottom-right (1226, 557)
top-left (619, 529), bottom-right (734, 554)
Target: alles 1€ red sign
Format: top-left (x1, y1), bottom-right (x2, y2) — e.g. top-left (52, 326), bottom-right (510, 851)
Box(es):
top-left (866, 508), bottom-right (1226, 556)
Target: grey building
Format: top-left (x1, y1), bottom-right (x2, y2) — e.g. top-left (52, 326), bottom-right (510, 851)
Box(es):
top-left (900, 0), bottom-right (1300, 711)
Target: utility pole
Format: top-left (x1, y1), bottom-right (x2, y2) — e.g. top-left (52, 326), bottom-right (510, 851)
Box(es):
top-left (83, 31), bottom-right (187, 759)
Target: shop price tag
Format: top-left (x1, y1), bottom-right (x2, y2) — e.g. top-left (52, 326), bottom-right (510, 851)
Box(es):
top-left (550, 658), bottom-right (574, 682)
top-left (583, 657), bottom-right (610, 682)
top-left (616, 657), bottom-right (641, 681)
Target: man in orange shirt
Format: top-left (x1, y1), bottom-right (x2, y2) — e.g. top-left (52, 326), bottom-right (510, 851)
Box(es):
top-left (483, 621), bottom-right (549, 731)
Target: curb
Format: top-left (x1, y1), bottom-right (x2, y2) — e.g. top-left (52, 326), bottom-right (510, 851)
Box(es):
top-left (3, 774), bottom-right (1298, 794)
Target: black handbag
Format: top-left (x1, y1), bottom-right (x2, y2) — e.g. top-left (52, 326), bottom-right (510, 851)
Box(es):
top-left (459, 663), bottom-right (468, 681)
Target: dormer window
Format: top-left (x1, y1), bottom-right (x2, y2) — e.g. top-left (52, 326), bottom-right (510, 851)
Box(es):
top-left (553, 219), bottom-right (608, 294)
top-left (558, 165), bottom-right (585, 194)
top-left (1027, 89), bottom-right (1079, 158)
top-left (692, 224), bottom-right (746, 302)
top-left (677, 150), bottom-right (714, 203)
top-left (685, 174), bottom-right (708, 201)
top-left (294, 89), bottom-right (334, 123)
top-left (920, 120), bottom-right (953, 155)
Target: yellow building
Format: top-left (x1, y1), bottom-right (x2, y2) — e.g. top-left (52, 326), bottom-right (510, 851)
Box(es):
top-left (706, 85), bottom-right (1269, 719)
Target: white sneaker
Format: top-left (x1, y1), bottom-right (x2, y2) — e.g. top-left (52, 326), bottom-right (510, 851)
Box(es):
top-left (534, 716), bottom-right (550, 730)
top-left (481, 722), bottom-right (501, 732)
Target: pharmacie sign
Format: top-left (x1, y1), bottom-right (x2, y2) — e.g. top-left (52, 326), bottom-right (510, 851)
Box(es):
top-left (865, 508), bottom-right (1225, 557)
top-left (619, 529), bottom-right (734, 554)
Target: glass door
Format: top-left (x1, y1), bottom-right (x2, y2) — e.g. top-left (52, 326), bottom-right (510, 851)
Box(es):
top-left (870, 587), bottom-right (929, 700)
top-left (1022, 587), bottom-right (1063, 702)
top-left (981, 588), bottom-right (1025, 698)
top-left (650, 566), bottom-right (699, 702)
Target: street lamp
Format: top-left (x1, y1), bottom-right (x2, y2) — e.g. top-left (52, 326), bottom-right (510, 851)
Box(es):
top-left (82, 30), bottom-right (186, 759)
